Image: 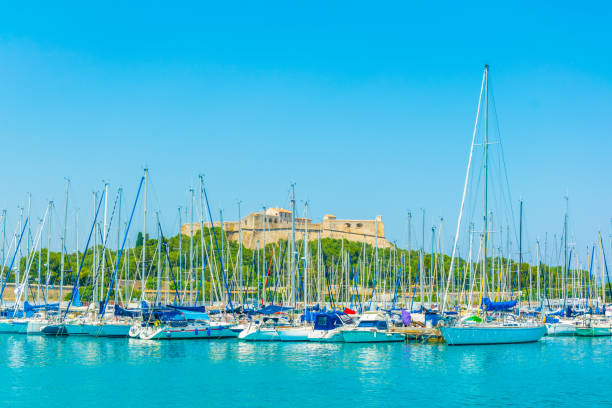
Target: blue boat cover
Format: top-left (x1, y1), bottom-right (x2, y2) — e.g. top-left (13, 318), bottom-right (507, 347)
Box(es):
top-left (24, 301), bottom-right (59, 312)
top-left (313, 312), bottom-right (352, 330)
top-left (114, 304), bottom-right (141, 318)
top-left (255, 304), bottom-right (294, 315)
top-left (481, 297), bottom-right (517, 312)
top-left (167, 305), bottom-right (206, 313)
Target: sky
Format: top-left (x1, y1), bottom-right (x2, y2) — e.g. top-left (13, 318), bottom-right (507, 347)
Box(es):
top-left (0, 2), bottom-right (610, 266)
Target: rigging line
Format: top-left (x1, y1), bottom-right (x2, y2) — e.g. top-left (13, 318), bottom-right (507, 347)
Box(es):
top-left (100, 176), bottom-right (145, 318)
top-left (442, 67), bottom-right (485, 312)
top-left (64, 189), bottom-right (106, 318)
top-left (489, 85), bottom-right (518, 245)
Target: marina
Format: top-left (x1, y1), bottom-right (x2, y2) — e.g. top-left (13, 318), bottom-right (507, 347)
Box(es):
top-left (1, 3), bottom-right (611, 407)
top-left (1, 334), bottom-right (611, 408)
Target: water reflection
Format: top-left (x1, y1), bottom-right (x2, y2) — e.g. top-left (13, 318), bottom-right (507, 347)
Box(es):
top-left (1, 334), bottom-right (612, 408)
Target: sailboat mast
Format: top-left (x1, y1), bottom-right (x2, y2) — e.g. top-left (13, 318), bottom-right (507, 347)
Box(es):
top-left (189, 188), bottom-right (194, 305)
top-left (303, 201), bottom-right (309, 307)
top-left (237, 200), bottom-right (243, 306)
top-left (290, 183), bottom-right (296, 307)
top-left (101, 182), bottom-right (108, 302)
top-left (563, 196), bottom-right (568, 309)
top-left (59, 179), bottom-right (69, 315)
top-left (519, 199), bottom-right (523, 300)
top-left (141, 168), bottom-right (148, 301)
top-left (483, 64), bottom-right (489, 298)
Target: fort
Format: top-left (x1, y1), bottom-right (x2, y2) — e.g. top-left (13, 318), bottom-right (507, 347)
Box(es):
top-left (181, 207), bottom-right (392, 249)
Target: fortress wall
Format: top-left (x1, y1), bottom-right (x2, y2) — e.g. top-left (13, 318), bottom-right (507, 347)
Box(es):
top-left (180, 213), bottom-right (391, 249)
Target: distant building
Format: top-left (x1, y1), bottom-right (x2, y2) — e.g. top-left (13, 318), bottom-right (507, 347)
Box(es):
top-left (181, 207), bottom-right (391, 249)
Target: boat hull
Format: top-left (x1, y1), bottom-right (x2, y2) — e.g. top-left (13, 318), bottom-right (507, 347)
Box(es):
top-left (441, 325), bottom-right (546, 345)
top-left (26, 320), bottom-right (48, 335)
top-left (277, 327), bottom-right (311, 341)
top-left (141, 324), bottom-right (237, 340)
top-left (0, 321), bottom-right (28, 334)
top-left (86, 323), bottom-right (131, 338)
top-left (575, 327), bottom-right (611, 337)
top-left (546, 323), bottom-right (576, 336)
top-left (41, 324), bottom-right (69, 336)
top-left (238, 327), bottom-right (280, 341)
top-left (341, 329), bottom-right (405, 343)
top-left (308, 329), bottom-right (344, 343)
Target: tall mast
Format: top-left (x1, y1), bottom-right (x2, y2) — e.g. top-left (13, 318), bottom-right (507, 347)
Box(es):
top-left (518, 199), bottom-right (523, 303)
top-left (141, 168), bottom-right (148, 300)
top-left (483, 64), bottom-right (489, 298)
top-left (101, 182), bottom-right (108, 302)
top-left (238, 200), bottom-right (243, 305)
top-left (303, 201), bottom-right (309, 307)
top-left (262, 205), bottom-right (266, 304)
top-left (75, 210), bottom-right (79, 307)
top-left (92, 192), bottom-right (98, 306)
top-left (156, 212), bottom-right (162, 305)
top-left (45, 202), bottom-right (53, 308)
top-left (115, 189), bottom-right (122, 306)
top-left (178, 207), bottom-right (182, 302)
top-left (199, 176), bottom-right (206, 305)
top-left (420, 208), bottom-right (425, 308)
top-left (189, 187), bottom-right (194, 305)
top-left (1, 209), bottom-right (5, 274)
top-left (290, 183), bottom-right (296, 306)
top-left (59, 179), bottom-right (69, 315)
top-left (407, 211), bottom-right (412, 306)
top-left (563, 195), bottom-right (568, 309)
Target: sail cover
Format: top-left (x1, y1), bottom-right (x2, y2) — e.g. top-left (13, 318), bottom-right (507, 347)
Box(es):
top-left (481, 297), bottom-right (517, 312)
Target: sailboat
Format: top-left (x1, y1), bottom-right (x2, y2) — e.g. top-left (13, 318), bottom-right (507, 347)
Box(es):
top-left (439, 65), bottom-right (546, 346)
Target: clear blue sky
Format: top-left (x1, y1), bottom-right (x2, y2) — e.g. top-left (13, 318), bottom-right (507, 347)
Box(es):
top-left (0, 2), bottom-right (610, 265)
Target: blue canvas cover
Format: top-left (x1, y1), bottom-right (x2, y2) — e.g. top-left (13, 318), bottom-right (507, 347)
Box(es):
top-left (167, 305), bottom-right (206, 313)
top-left (114, 304), bottom-right (141, 318)
top-left (481, 297), bottom-right (517, 312)
top-left (255, 304), bottom-right (294, 315)
top-left (24, 301), bottom-right (59, 312)
top-left (313, 312), bottom-right (351, 330)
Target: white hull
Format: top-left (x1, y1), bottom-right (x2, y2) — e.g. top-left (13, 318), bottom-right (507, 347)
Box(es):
top-left (546, 323), bottom-right (576, 336)
top-left (238, 326), bottom-right (280, 341)
top-left (26, 320), bottom-right (48, 335)
top-left (140, 323), bottom-right (237, 340)
top-left (277, 327), bottom-right (311, 341)
top-left (308, 329), bottom-right (344, 342)
top-left (128, 325), bottom-right (143, 338)
top-left (441, 325), bottom-right (546, 345)
top-left (341, 329), bottom-right (405, 343)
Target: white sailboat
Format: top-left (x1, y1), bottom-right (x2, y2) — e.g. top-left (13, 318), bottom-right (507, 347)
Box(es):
top-left (439, 65), bottom-right (546, 346)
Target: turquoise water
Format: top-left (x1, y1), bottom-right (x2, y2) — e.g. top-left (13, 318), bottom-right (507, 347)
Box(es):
top-left (1, 335), bottom-right (611, 407)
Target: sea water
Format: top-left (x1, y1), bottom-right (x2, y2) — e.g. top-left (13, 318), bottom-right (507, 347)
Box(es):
top-left (1, 335), bottom-right (610, 407)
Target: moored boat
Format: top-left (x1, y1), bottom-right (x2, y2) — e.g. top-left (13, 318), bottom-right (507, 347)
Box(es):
top-left (308, 311), bottom-right (354, 342)
top-left (341, 311), bottom-right (405, 343)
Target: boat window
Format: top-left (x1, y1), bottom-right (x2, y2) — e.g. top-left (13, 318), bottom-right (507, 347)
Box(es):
top-left (376, 321), bottom-right (388, 330)
top-left (316, 316), bottom-right (328, 326)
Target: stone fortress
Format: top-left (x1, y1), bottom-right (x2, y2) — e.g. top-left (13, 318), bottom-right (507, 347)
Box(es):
top-left (181, 207), bottom-right (392, 249)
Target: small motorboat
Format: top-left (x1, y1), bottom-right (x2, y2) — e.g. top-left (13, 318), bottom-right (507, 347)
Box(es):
top-left (341, 311), bottom-right (405, 343)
